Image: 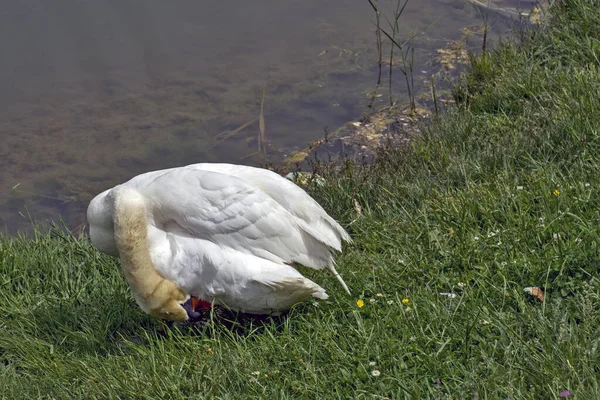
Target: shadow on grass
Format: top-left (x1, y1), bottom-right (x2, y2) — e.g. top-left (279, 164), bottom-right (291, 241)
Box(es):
top-left (17, 292), bottom-right (297, 359)
top-left (161, 306), bottom-right (293, 339)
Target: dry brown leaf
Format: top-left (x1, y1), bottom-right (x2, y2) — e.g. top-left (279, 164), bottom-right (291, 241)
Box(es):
top-left (352, 198), bottom-right (362, 216)
top-left (524, 286), bottom-right (545, 302)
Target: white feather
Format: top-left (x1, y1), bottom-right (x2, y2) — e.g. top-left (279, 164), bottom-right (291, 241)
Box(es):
top-left (87, 163), bottom-right (351, 315)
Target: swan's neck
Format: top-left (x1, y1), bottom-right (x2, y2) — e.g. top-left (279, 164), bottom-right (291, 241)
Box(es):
top-left (112, 186), bottom-right (178, 314)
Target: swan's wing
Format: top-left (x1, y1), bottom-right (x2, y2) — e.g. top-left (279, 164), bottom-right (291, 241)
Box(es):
top-left (184, 163), bottom-right (352, 250)
top-left (127, 168), bottom-right (337, 270)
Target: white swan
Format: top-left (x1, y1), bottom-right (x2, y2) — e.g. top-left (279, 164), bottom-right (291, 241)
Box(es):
top-left (87, 163), bottom-right (351, 321)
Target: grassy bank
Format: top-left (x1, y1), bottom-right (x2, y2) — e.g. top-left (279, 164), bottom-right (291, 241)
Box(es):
top-left (2, 0), bottom-right (600, 398)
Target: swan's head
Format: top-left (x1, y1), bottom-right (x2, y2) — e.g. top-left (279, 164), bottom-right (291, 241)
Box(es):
top-left (149, 299), bottom-right (189, 322)
top-left (137, 281), bottom-right (190, 322)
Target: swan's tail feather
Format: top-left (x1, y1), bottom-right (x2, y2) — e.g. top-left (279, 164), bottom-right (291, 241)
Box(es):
top-left (311, 287), bottom-right (329, 300)
top-left (326, 264), bottom-right (351, 295)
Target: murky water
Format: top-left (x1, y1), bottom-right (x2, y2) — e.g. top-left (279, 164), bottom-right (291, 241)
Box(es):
top-left (0, 0), bottom-right (535, 234)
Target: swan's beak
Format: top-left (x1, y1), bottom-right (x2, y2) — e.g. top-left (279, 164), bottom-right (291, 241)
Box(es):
top-left (191, 296), bottom-right (212, 311)
top-left (181, 296), bottom-right (212, 322)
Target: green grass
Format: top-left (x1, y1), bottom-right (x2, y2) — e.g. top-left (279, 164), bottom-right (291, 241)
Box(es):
top-left (3, 0), bottom-right (600, 398)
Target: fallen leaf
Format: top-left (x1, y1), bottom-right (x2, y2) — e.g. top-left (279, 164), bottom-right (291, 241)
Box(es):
top-left (353, 198), bottom-right (362, 216)
top-left (524, 286), bottom-right (545, 302)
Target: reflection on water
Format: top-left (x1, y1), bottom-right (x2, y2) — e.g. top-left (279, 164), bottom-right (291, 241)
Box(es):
top-left (0, 0), bottom-right (534, 234)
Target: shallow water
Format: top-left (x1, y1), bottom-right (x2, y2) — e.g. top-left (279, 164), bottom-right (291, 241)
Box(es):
top-left (0, 0), bottom-right (535, 234)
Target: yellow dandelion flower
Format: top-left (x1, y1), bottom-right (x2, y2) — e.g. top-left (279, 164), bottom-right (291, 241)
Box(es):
top-left (402, 298), bottom-right (410, 304)
top-left (357, 299), bottom-right (365, 308)
top-left (553, 189), bottom-right (560, 196)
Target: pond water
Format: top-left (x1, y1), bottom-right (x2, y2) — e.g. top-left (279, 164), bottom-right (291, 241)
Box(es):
top-left (0, 0), bottom-right (535, 234)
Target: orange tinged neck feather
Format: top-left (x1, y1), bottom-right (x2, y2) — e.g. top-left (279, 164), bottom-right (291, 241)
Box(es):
top-left (112, 186), bottom-right (189, 321)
